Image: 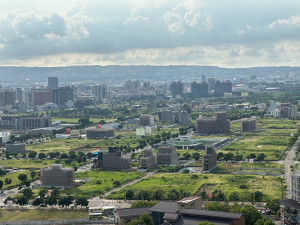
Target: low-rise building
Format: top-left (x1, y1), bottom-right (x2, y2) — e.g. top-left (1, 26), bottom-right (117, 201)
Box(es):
top-left (86, 128), bottom-right (114, 139)
top-left (139, 147), bottom-right (156, 169)
top-left (97, 147), bottom-right (131, 170)
top-left (140, 114), bottom-right (154, 126)
top-left (241, 118), bottom-right (256, 132)
top-left (196, 112), bottom-right (230, 134)
top-left (6, 144), bottom-right (27, 154)
top-left (157, 146), bottom-right (178, 165)
top-left (40, 164), bottom-right (74, 188)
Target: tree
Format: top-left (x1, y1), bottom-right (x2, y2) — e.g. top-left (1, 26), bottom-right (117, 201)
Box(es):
top-left (198, 221), bottom-right (215, 225)
top-left (224, 153), bottom-right (234, 161)
top-left (192, 152), bottom-right (200, 160)
top-left (32, 198), bottom-right (44, 206)
top-left (217, 152), bottom-right (224, 160)
top-left (45, 196), bottom-right (57, 206)
top-left (254, 191), bottom-right (263, 202)
top-left (265, 200), bottom-right (280, 214)
top-left (28, 151), bottom-right (37, 159)
top-left (229, 192), bottom-right (239, 201)
top-left (60, 153), bottom-right (68, 159)
top-left (234, 155), bottom-right (243, 161)
top-left (39, 189), bottom-right (47, 198)
top-left (16, 196), bottom-right (29, 206)
top-left (131, 201), bottom-right (159, 208)
top-left (18, 174), bottom-right (27, 182)
top-left (256, 153), bottom-right (266, 161)
top-left (125, 190), bottom-right (134, 200)
top-left (30, 170), bottom-right (36, 179)
top-left (254, 217), bottom-right (275, 225)
top-left (5, 178), bottom-right (12, 185)
top-left (76, 197), bottom-right (89, 208)
top-left (205, 202), bottom-right (230, 212)
top-left (127, 214), bottom-right (154, 225)
top-left (241, 205), bottom-right (262, 225)
top-left (38, 153), bottom-right (46, 159)
top-left (183, 152), bottom-right (191, 160)
top-left (0, 180), bottom-right (3, 189)
top-left (22, 188), bottom-right (33, 198)
top-left (58, 196), bottom-right (73, 207)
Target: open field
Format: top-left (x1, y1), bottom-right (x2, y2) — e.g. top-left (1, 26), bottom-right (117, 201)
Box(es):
top-left (0, 209), bottom-right (88, 222)
top-left (61, 171), bottom-right (143, 198)
top-left (0, 159), bottom-right (55, 169)
top-left (211, 162), bottom-right (284, 174)
top-left (220, 118), bottom-right (299, 161)
top-left (0, 171), bottom-right (35, 190)
top-left (107, 173), bottom-right (283, 202)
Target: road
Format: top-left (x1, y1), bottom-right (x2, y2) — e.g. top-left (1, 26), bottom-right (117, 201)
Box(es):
top-left (282, 136), bottom-right (300, 198)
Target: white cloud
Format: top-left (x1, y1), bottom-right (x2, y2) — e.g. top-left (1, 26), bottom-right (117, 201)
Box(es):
top-left (1, 0), bottom-right (300, 67)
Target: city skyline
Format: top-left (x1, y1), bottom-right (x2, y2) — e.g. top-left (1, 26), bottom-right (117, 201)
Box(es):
top-left (0, 0), bottom-right (300, 67)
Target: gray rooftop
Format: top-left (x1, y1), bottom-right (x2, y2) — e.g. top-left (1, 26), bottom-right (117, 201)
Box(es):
top-left (180, 209), bottom-right (243, 220)
top-left (150, 201), bottom-right (178, 213)
top-left (115, 207), bottom-right (151, 218)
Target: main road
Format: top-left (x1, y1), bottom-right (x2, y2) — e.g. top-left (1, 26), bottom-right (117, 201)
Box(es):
top-left (282, 136), bottom-right (300, 198)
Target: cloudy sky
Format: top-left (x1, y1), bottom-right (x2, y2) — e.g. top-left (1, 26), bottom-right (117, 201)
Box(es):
top-left (0, 0), bottom-right (300, 67)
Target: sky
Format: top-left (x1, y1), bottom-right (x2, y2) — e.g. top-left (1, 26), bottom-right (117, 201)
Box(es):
top-left (0, 0), bottom-right (300, 67)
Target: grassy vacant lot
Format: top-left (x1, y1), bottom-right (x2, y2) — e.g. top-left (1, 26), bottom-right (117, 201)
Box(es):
top-left (107, 173), bottom-right (282, 202)
top-left (0, 171), bottom-right (34, 190)
top-left (0, 209), bottom-right (88, 222)
top-left (221, 118), bottom-right (299, 161)
top-left (61, 171), bottom-right (143, 198)
top-left (0, 159), bottom-right (55, 169)
top-left (211, 162), bottom-right (284, 174)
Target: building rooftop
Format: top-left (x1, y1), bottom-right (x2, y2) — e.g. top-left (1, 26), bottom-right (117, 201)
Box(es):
top-left (150, 201), bottom-right (178, 213)
top-left (115, 207), bottom-right (151, 218)
top-left (177, 196), bottom-right (201, 204)
top-left (280, 199), bottom-right (300, 210)
top-left (180, 209), bottom-right (243, 220)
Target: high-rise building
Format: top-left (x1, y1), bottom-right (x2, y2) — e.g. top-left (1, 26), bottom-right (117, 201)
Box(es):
top-left (159, 110), bottom-right (190, 125)
top-left (191, 82), bottom-right (208, 97)
top-left (202, 146), bottom-right (217, 172)
top-left (207, 78), bottom-right (216, 91)
top-left (16, 88), bottom-right (24, 103)
top-left (53, 87), bottom-right (74, 106)
top-left (214, 80), bottom-right (232, 97)
top-left (24, 92), bottom-right (34, 109)
top-left (140, 114), bottom-right (155, 126)
top-left (92, 84), bottom-right (107, 102)
top-left (170, 81), bottom-right (184, 97)
top-left (48, 77), bottom-right (58, 90)
top-left (139, 147), bottom-right (156, 169)
top-left (0, 90), bottom-right (16, 107)
top-left (31, 88), bottom-right (53, 106)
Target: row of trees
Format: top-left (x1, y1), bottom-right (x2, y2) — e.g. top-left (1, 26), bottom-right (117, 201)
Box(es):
top-left (217, 152), bottom-right (266, 161)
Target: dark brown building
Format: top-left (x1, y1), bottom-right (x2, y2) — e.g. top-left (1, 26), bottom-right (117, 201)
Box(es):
top-left (86, 128), bottom-right (114, 139)
top-left (196, 112), bottom-right (230, 134)
top-left (202, 146), bottom-right (217, 172)
top-left (241, 118), bottom-right (256, 132)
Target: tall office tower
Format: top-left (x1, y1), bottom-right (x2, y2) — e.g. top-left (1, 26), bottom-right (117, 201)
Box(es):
top-left (48, 77), bottom-right (58, 90)
top-left (92, 84), bottom-right (107, 102)
top-left (16, 88), bottom-right (24, 103)
top-left (191, 82), bottom-right (208, 97)
top-left (202, 75), bottom-right (206, 83)
top-left (31, 88), bottom-right (53, 106)
top-left (214, 80), bottom-right (232, 97)
top-left (0, 90), bottom-right (16, 107)
top-left (208, 78), bottom-right (216, 91)
top-left (170, 81), bottom-right (184, 97)
top-left (53, 86), bottom-right (74, 106)
top-left (24, 92), bottom-right (34, 109)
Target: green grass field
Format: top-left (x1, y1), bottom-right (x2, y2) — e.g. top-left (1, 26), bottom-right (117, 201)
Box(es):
top-left (0, 159), bottom-right (55, 169)
top-left (221, 118), bottom-right (299, 160)
top-left (0, 171), bottom-right (35, 190)
top-left (61, 171), bottom-right (143, 198)
top-left (107, 173), bottom-right (283, 202)
top-left (0, 209), bottom-right (88, 222)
